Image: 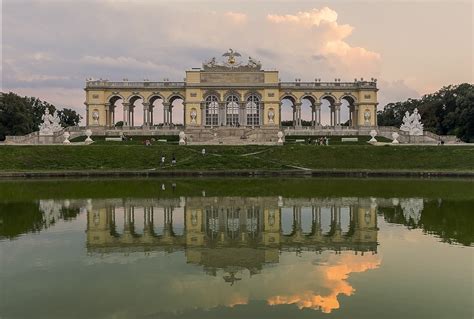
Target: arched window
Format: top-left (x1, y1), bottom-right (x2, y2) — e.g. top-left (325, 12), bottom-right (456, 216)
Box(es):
top-left (246, 94), bottom-right (260, 126)
top-left (205, 95), bottom-right (219, 126)
top-left (226, 95), bottom-right (239, 126)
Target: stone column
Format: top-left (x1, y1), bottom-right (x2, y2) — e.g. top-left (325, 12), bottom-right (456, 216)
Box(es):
top-left (201, 103), bottom-right (206, 127)
top-left (334, 103), bottom-right (342, 127)
top-left (353, 104), bottom-right (359, 128)
top-left (279, 102), bottom-right (283, 128)
top-left (149, 107), bottom-right (154, 126)
top-left (183, 102), bottom-right (187, 127)
top-left (260, 103), bottom-right (264, 126)
top-left (142, 102), bottom-right (150, 127)
top-left (219, 102), bottom-right (226, 126)
top-left (122, 103), bottom-right (130, 127)
top-left (163, 102), bottom-right (170, 126)
top-left (85, 103), bottom-right (90, 126)
top-left (295, 102), bottom-right (302, 128)
top-left (314, 103), bottom-right (322, 127)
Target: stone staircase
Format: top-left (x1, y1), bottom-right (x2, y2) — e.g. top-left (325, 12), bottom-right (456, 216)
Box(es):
top-left (184, 127), bottom-right (280, 145)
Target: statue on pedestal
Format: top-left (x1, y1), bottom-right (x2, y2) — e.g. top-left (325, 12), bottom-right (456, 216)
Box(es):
top-left (39, 109), bottom-right (63, 135)
top-left (400, 108), bottom-right (424, 136)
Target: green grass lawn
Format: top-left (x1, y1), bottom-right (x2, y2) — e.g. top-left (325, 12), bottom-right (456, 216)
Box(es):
top-left (0, 143), bottom-right (473, 171)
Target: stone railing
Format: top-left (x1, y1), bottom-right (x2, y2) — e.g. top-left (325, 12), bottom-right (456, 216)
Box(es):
top-left (86, 80), bottom-right (186, 89)
top-left (4, 131), bottom-right (39, 144)
top-left (85, 80), bottom-right (377, 90)
top-left (280, 81), bottom-right (377, 90)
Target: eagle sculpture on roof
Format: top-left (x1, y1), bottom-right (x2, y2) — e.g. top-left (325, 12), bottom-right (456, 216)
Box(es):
top-left (222, 48), bottom-right (241, 65)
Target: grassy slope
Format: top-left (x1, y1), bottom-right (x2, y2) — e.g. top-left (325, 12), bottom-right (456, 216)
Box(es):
top-left (0, 144), bottom-right (473, 171)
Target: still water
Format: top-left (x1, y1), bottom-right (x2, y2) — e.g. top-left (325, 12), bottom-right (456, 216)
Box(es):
top-left (0, 178), bottom-right (472, 319)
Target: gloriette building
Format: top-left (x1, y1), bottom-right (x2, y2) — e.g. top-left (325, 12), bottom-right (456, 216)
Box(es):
top-left (84, 49), bottom-right (379, 144)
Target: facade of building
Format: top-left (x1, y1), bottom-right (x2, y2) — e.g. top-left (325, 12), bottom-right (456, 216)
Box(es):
top-left (84, 49), bottom-right (379, 131)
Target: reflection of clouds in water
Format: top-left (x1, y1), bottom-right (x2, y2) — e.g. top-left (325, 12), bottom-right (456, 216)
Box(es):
top-left (267, 253), bottom-right (381, 313)
top-left (147, 252), bottom-right (381, 313)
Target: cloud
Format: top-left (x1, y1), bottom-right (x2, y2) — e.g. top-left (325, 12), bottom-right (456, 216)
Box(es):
top-left (224, 11), bottom-right (247, 24)
top-left (267, 7), bottom-right (338, 26)
top-left (378, 80), bottom-right (421, 107)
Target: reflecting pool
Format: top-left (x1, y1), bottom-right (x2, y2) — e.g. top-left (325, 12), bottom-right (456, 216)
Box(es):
top-left (0, 178), bottom-right (472, 319)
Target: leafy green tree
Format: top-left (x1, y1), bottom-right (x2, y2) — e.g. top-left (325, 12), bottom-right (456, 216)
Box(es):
top-left (58, 108), bottom-right (82, 127)
top-left (0, 93), bottom-right (35, 140)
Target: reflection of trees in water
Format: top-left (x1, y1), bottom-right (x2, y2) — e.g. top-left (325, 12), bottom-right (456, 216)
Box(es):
top-left (378, 199), bottom-right (473, 246)
top-left (0, 201), bottom-right (80, 239)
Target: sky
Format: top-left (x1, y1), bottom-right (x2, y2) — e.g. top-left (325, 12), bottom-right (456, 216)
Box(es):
top-left (2, 0), bottom-right (473, 125)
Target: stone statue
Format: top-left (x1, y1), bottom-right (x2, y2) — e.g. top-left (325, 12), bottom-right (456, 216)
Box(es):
top-left (190, 108), bottom-right (197, 124)
top-left (63, 131), bottom-right (71, 144)
top-left (84, 129), bottom-right (93, 144)
top-left (400, 111), bottom-right (411, 132)
top-left (409, 108), bottom-right (424, 135)
top-left (364, 109), bottom-right (371, 125)
top-left (391, 132), bottom-right (400, 144)
top-left (369, 129), bottom-right (378, 143)
top-left (277, 131), bottom-right (284, 145)
top-left (39, 108), bottom-right (63, 135)
top-left (268, 108), bottom-right (275, 124)
top-left (179, 131), bottom-right (186, 145)
top-left (204, 57), bottom-right (217, 68)
top-left (222, 48), bottom-right (241, 65)
top-left (92, 110), bottom-right (99, 125)
top-left (248, 56), bottom-right (261, 68)
top-left (400, 108), bottom-right (424, 136)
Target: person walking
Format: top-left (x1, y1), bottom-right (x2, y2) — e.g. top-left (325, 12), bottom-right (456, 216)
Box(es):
top-left (171, 154), bottom-right (176, 166)
top-left (160, 154), bottom-right (166, 167)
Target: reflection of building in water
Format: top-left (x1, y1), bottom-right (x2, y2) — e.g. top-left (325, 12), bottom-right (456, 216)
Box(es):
top-left (86, 197), bottom-right (378, 282)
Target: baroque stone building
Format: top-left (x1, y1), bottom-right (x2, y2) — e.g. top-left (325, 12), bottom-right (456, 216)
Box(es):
top-left (85, 50), bottom-right (378, 129)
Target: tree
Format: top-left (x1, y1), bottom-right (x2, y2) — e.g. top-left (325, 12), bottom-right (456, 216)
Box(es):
top-left (58, 108), bottom-right (82, 127)
top-left (0, 93), bottom-right (35, 140)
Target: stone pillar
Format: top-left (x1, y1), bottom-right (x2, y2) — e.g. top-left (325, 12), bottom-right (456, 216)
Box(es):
top-left (150, 107), bottom-right (154, 126)
top-left (200, 104), bottom-right (206, 127)
top-left (260, 103), bottom-right (264, 126)
top-left (142, 102), bottom-right (150, 127)
top-left (122, 103), bottom-right (130, 127)
top-left (163, 102), bottom-right (170, 126)
top-left (334, 103), bottom-right (342, 127)
top-left (169, 105), bottom-right (173, 126)
top-left (85, 103), bottom-right (90, 126)
top-left (330, 107), bottom-right (334, 126)
top-left (219, 102), bottom-right (226, 126)
top-left (239, 103), bottom-right (245, 127)
top-left (278, 102), bottom-right (282, 128)
top-left (354, 104), bottom-right (359, 128)
top-left (295, 102), bottom-right (302, 128)
top-left (314, 103), bottom-right (321, 127)
top-left (183, 102), bottom-right (187, 127)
